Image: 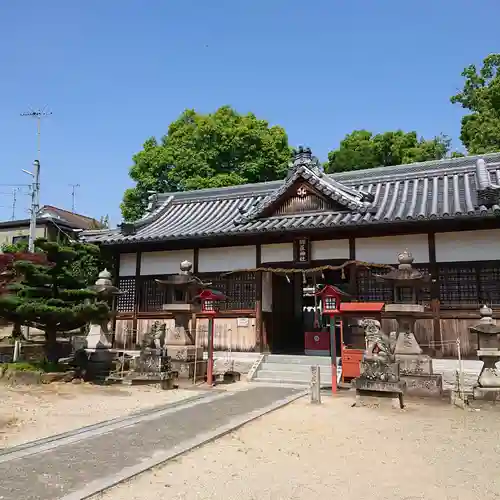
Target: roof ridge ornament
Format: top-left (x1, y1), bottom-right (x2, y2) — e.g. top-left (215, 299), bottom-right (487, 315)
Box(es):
top-left (287, 146), bottom-right (323, 179)
top-left (476, 159), bottom-right (500, 208)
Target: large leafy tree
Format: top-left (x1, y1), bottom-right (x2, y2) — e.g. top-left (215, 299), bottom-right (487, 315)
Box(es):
top-left (121, 106), bottom-right (292, 221)
top-left (0, 240), bottom-right (109, 361)
top-left (325, 130), bottom-right (450, 173)
top-left (451, 53), bottom-right (500, 154)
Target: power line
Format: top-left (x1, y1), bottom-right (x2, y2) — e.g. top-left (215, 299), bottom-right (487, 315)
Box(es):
top-left (69, 183), bottom-right (80, 213)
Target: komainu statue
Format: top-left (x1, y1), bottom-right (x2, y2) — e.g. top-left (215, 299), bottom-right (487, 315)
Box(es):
top-left (353, 318), bottom-right (405, 408)
top-left (359, 318), bottom-right (396, 363)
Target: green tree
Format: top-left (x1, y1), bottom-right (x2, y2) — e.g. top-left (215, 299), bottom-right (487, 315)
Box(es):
top-left (325, 130), bottom-right (450, 173)
top-left (451, 54), bottom-right (500, 154)
top-left (121, 106), bottom-right (292, 221)
top-left (0, 239), bottom-right (109, 361)
top-left (2, 240), bottom-right (110, 288)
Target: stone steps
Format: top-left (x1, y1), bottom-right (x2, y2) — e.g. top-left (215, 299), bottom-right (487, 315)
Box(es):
top-left (252, 355), bottom-right (337, 386)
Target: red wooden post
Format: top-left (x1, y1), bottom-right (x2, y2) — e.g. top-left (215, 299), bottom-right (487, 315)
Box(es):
top-left (315, 285), bottom-right (345, 395)
top-left (195, 289), bottom-right (226, 387)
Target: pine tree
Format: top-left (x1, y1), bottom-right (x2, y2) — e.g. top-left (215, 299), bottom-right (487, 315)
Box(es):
top-left (0, 239), bottom-right (110, 361)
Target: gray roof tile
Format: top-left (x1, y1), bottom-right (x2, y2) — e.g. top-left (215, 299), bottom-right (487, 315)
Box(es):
top-left (83, 152), bottom-right (500, 245)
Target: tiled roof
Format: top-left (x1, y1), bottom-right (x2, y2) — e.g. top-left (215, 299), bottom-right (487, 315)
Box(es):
top-left (38, 205), bottom-right (102, 230)
top-left (82, 152), bottom-right (500, 245)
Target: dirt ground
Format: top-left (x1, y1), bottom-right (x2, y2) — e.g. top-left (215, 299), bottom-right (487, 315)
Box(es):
top-left (0, 383), bottom-right (201, 449)
top-left (99, 392), bottom-right (500, 500)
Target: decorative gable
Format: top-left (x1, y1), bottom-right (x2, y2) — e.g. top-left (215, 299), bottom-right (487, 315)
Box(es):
top-left (235, 146), bottom-right (374, 224)
top-left (269, 182), bottom-right (351, 217)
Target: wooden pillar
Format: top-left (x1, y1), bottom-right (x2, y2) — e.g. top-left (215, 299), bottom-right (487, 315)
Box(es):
top-left (255, 244), bottom-right (265, 352)
top-left (192, 248), bottom-right (199, 338)
top-left (428, 233), bottom-right (442, 356)
top-left (132, 251), bottom-right (142, 344)
top-left (111, 251), bottom-right (120, 344)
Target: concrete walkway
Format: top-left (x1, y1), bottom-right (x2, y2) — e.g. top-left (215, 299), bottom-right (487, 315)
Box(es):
top-left (0, 385), bottom-right (305, 500)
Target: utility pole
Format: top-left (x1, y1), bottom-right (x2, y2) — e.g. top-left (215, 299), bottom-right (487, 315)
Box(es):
top-left (69, 183), bottom-right (80, 213)
top-left (21, 107), bottom-right (51, 252)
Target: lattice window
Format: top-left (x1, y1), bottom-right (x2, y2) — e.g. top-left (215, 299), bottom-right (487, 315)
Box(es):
top-left (439, 265), bottom-right (478, 307)
top-left (478, 265), bottom-right (500, 307)
top-left (199, 272), bottom-right (256, 310)
top-left (117, 277), bottom-right (136, 312)
top-left (138, 276), bottom-right (169, 312)
top-left (356, 268), bottom-right (393, 302)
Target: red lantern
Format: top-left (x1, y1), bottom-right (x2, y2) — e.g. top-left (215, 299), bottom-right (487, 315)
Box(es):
top-left (196, 289), bottom-right (226, 315)
top-left (315, 284), bottom-right (346, 315)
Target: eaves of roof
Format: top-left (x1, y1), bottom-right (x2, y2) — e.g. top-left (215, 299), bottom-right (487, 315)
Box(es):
top-left (82, 152), bottom-right (500, 246)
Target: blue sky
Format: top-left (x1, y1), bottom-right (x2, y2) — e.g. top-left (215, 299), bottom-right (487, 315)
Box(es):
top-left (0, 0), bottom-right (498, 225)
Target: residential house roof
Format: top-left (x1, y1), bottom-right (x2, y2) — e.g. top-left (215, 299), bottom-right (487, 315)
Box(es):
top-left (82, 150), bottom-right (500, 246)
top-left (0, 205), bottom-right (101, 231)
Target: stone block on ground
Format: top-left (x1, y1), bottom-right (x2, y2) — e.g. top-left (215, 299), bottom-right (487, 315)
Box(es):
top-left (167, 345), bottom-right (203, 362)
top-left (354, 390), bottom-right (404, 409)
top-left (172, 359), bottom-right (207, 380)
top-left (402, 374), bottom-right (443, 397)
top-left (396, 354), bottom-right (433, 375)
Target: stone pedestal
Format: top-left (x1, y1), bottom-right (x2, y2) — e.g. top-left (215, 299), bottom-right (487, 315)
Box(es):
top-left (123, 348), bottom-right (176, 389)
top-left (83, 348), bottom-right (115, 381)
top-left (386, 303), bottom-right (443, 398)
top-left (167, 344), bottom-right (206, 380)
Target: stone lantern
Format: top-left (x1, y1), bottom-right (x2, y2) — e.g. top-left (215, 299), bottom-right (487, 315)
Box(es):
top-left (376, 250), bottom-right (442, 396)
top-left (470, 305), bottom-right (500, 399)
top-left (155, 260), bottom-right (209, 381)
top-left (86, 268), bottom-right (122, 349)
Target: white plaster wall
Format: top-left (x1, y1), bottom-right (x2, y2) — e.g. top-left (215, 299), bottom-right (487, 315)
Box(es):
top-left (140, 249), bottom-right (194, 275)
top-left (355, 234), bottom-right (429, 264)
top-left (198, 245), bottom-right (256, 273)
top-left (118, 253), bottom-right (137, 276)
top-left (435, 229), bottom-right (500, 262)
top-left (311, 239), bottom-right (349, 260)
top-left (261, 243), bottom-right (293, 263)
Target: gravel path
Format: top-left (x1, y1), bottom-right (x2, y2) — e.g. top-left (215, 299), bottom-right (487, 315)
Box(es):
top-left (99, 392), bottom-right (500, 500)
top-left (0, 383), bottom-right (201, 449)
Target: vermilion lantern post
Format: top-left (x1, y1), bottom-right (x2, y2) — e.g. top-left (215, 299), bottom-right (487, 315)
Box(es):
top-left (196, 289), bottom-right (226, 386)
top-left (315, 285), bottom-right (344, 394)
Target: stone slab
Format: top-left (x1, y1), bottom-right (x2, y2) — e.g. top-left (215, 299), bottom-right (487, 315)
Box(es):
top-left (0, 385), bottom-right (303, 500)
top-left (354, 391), bottom-right (404, 409)
top-left (473, 387), bottom-right (500, 401)
top-left (167, 345), bottom-right (203, 362)
top-left (396, 354), bottom-right (433, 375)
top-left (354, 379), bottom-right (406, 394)
top-left (401, 374), bottom-right (443, 397)
top-left (171, 359), bottom-right (207, 380)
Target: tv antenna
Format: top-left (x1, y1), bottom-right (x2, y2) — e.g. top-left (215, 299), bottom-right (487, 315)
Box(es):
top-left (69, 183), bottom-right (80, 213)
top-left (20, 106), bottom-right (52, 162)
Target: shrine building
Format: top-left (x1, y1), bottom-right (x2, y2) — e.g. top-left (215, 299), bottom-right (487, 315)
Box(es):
top-left (82, 148), bottom-right (500, 359)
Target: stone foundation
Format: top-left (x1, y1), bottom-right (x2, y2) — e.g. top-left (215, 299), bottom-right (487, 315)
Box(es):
top-left (172, 359), bottom-right (207, 380)
top-left (401, 373), bottom-right (443, 397)
top-left (167, 345), bottom-right (203, 362)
